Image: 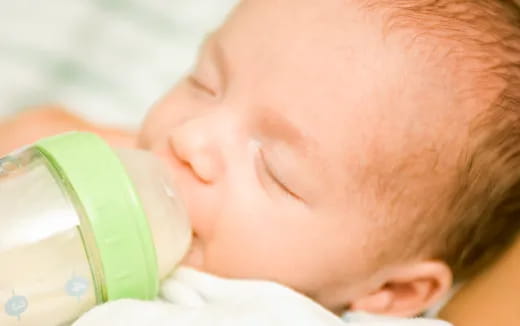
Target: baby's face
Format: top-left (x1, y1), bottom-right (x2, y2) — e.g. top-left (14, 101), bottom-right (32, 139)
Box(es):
top-left (139, 0), bottom-right (458, 312)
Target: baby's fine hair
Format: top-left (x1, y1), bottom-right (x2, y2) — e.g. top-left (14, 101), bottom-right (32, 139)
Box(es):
top-left (365, 0), bottom-right (520, 281)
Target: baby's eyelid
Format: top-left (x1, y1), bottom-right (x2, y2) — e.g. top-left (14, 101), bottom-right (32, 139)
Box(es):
top-left (259, 148), bottom-right (303, 202)
top-left (187, 74), bottom-right (218, 97)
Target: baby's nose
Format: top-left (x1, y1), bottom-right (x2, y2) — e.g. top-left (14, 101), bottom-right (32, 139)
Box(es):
top-left (168, 121), bottom-right (222, 184)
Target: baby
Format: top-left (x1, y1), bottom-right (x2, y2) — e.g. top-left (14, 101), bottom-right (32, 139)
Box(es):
top-left (2, 0), bottom-right (520, 319)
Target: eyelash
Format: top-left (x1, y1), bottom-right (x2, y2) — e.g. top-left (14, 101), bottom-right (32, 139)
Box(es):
top-left (258, 148), bottom-right (301, 201)
top-left (187, 75), bottom-right (217, 98)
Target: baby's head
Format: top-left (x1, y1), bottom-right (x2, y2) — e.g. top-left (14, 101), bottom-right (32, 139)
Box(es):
top-left (138, 0), bottom-right (520, 317)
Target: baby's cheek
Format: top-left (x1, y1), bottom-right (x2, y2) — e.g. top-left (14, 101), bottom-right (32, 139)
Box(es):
top-left (138, 115), bottom-right (168, 150)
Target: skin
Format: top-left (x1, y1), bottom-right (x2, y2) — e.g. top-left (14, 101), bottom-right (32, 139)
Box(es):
top-left (139, 0), bottom-right (456, 316)
top-left (0, 0), bottom-right (462, 317)
top-left (0, 107), bottom-right (136, 154)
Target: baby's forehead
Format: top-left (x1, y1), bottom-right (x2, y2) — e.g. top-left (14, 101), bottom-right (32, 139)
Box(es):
top-left (218, 0), bottom-right (478, 191)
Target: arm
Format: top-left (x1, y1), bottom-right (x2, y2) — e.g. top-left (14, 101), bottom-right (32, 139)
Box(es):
top-left (440, 236), bottom-right (520, 326)
top-left (0, 107), bottom-right (137, 156)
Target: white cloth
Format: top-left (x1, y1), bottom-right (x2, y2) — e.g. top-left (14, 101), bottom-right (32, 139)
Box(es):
top-left (73, 267), bottom-right (451, 326)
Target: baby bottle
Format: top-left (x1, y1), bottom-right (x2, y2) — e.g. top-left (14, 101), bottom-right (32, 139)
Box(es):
top-left (0, 132), bottom-right (192, 325)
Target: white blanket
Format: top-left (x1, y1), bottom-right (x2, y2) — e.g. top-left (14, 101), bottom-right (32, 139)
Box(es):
top-left (73, 267), bottom-right (451, 326)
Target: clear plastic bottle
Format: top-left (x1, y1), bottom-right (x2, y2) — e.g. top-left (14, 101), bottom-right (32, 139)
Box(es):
top-left (0, 132), bottom-right (191, 325)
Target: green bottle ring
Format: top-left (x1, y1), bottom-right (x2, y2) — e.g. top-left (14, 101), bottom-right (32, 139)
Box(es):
top-left (36, 132), bottom-right (159, 301)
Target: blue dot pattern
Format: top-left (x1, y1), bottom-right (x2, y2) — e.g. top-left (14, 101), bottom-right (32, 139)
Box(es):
top-left (65, 276), bottom-right (89, 299)
top-left (4, 295), bottom-right (28, 319)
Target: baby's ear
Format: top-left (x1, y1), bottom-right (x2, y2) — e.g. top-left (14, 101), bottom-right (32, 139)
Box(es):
top-left (350, 261), bottom-right (452, 317)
